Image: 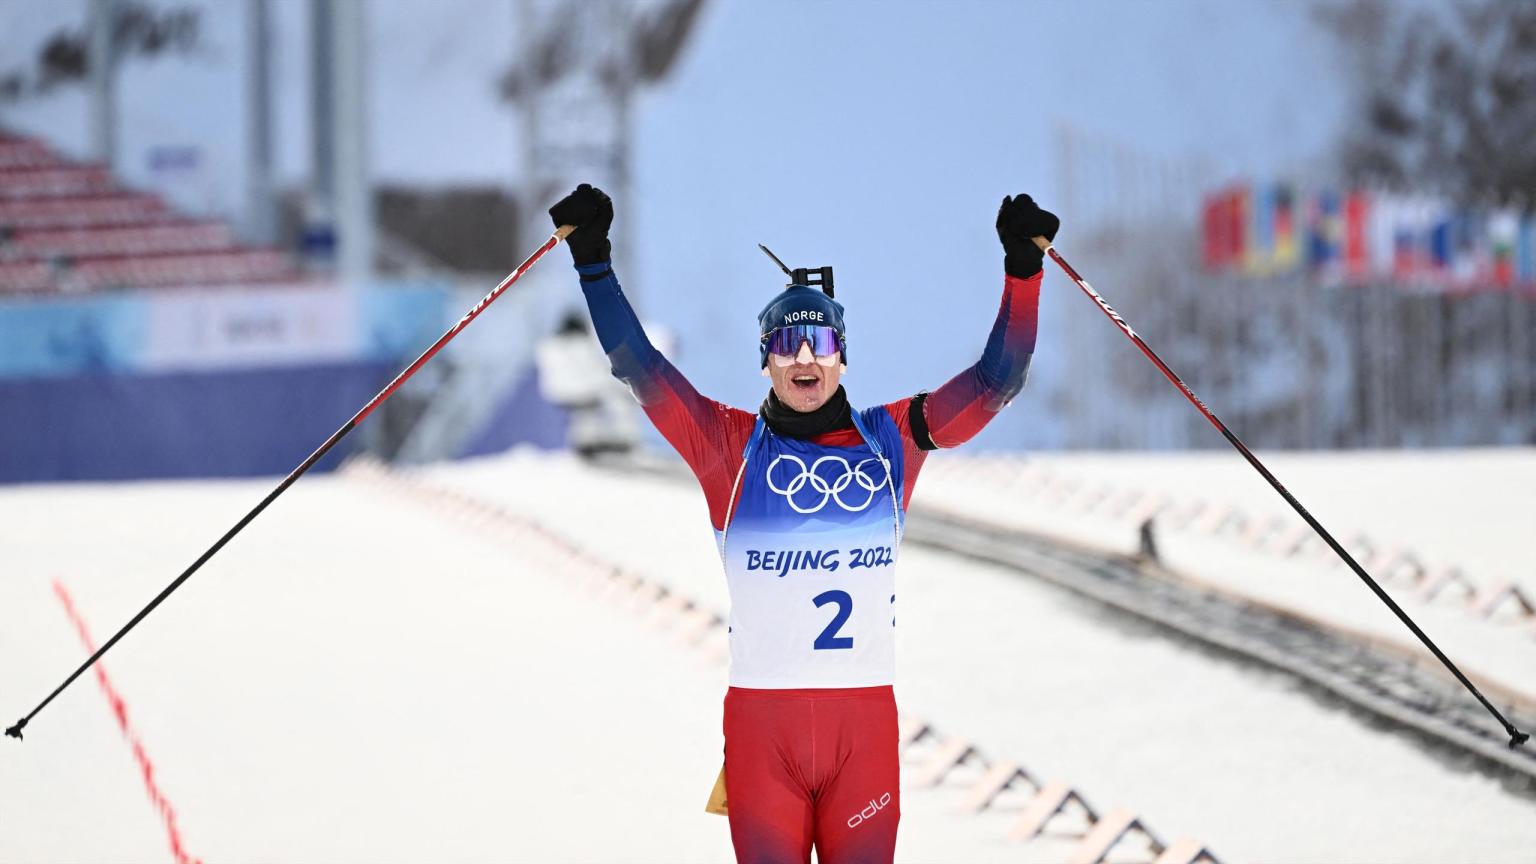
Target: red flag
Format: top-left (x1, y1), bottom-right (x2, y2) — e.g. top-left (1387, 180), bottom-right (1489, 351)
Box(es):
top-left (1344, 191), bottom-right (1369, 281)
top-left (1202, 195), bottom-right (1222, 269)
top-left (1226, 187), bottom-right (1247, 267)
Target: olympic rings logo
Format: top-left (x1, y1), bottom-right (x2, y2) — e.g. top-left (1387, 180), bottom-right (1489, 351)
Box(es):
top-left (765, 454), bottom-right (889, 514)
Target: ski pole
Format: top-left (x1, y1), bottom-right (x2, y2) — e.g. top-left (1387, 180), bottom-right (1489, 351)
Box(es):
top-left (5, 225), bottom-right (576, 743)
top-left (1032, 235), bottom-right (1530, 750)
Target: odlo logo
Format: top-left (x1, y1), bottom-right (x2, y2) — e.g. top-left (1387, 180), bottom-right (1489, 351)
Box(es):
top-left (846, 792), bottom-right (892, 828)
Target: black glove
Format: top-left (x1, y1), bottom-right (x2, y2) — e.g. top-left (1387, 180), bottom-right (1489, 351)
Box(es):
top-left (548, 183), bottom-right (613, 266)
top-left (995, 193), bottom-right (1060, 279)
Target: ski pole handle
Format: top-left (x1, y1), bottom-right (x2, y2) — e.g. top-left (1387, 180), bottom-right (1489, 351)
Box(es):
top-left (555, 224), bottom-right (576, 240)
top-left (1032, 235), bottom-right (1052, 253)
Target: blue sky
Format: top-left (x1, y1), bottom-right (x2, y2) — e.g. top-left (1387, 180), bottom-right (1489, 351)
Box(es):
top-left (624, 0), bottom-right (1347, 442)
top-left (0, 0), bottom-right (1352, 447)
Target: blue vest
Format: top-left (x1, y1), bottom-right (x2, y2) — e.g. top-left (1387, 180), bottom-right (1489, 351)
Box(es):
top-left (715, 407), bottom-right (907, 688)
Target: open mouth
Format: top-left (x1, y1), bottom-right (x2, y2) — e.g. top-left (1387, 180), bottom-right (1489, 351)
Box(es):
top-left (791, 374), bottom-right (820, 391)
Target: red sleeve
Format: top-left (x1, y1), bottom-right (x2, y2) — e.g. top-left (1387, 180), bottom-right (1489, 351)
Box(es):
top-left (880, 397), bottom-right (930, 512)
top-left (637, 361), bottom-right (756, 531)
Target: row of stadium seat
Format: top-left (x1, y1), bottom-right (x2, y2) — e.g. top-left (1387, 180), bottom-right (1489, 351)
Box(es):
top-left (0, 136), bottom-right (60, 170)
top-left (1, 221), bottom-right (233, 261)
top-left (0, 192), bottom-right (168, 230)
top-left (59, 249), bottom-right (296, 292)
top-left (0, 165), bottom-right (115, 199)
top-left (0, 260), bottom-right (52, 293)
top-left (0, 251), bottom-right (296, 295)
top-left (0, 129), bottom-right (301, 292)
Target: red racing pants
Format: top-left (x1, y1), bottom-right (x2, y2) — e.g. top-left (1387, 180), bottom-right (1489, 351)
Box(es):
top-left (722, 685), bottom-right (900, 864)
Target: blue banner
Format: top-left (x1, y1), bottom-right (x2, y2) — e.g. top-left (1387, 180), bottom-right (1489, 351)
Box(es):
top-left (0, 281), bottom-right (449, 379)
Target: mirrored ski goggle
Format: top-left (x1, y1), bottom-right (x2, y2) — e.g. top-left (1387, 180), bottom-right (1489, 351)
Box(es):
top-left (763, 325), bottom-right (844, 367)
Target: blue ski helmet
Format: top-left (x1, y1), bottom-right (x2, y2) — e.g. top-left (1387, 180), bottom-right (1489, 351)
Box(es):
top-left (757, 284), bottom-right (846, 367)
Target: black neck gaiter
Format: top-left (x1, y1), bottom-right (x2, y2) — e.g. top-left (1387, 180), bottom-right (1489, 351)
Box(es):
top-left (760, 385), bottom-right (854, 440)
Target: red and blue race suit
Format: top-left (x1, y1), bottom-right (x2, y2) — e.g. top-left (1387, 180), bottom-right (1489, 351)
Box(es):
top-left (575, 261), bottom-right (1040, 863)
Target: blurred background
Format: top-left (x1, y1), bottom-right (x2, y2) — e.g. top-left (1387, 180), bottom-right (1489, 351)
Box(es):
top-left (2, 2), bottom-right (1534, 862)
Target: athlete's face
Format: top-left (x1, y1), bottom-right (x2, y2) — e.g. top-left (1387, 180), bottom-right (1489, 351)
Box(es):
top-left (765, 340), bottom-right (845, 412)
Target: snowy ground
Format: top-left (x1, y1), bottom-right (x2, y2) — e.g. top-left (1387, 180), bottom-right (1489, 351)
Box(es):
top-left (1, 474), bottom-right (728, 862)
top-left (427, 450), bottom-right (1536, 862)
top-left (916, 449), bottom-right (1536, 709)
top-left (1, 449), bottom-right (1534, 863)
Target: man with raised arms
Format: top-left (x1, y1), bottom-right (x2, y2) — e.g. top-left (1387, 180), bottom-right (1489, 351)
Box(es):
top-left (550, 183), bottom-right (1058, 864)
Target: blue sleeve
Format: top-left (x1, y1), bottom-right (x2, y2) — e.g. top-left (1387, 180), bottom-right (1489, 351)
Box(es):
top-left (574, 261), bottom-right (757, 529)
top-left (576, 261), bottom-right (666, 397)
top-left (922, 271), bottom-right (1041, 446)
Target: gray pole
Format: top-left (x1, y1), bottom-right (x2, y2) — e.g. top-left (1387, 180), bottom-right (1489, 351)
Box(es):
top-left (245, 0), bottom-right (276, 245)
top-left (1512, 294), bottom-right (1531, 442)
top-left (609, 0), bottom-right (633, 272)
top-left (88, 0), bottom-right (117, 169)
top-left (517, 0), bottom-right (539, 256)
top-left (309, 0), bottom-right (335, 260)
top-left (331, 0), bottom-right (372, 287)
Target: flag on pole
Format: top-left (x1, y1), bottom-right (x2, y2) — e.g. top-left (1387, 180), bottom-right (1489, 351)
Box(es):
top-left (1273, 185), bottom-right (1299, 273)
top-left (1449, 209), bottom-right (1471, 289)
top-left (1202, 187), bottom-right (1249, 271)
top-left (1224, 186), bottom-right (1246, 267)
top-left (1247, 183), bottom-right (1275, 276)
top-left (1517, 213), bottom-right (1536, 288)
top-left (1428, 203), bottom-right (1455, 288)
top-left (1489, 208), bottom-right (1519, 289)
top-left (1344, 190), bottom-right (1369, 282)
top-left (1202, 193), bottom-right (1222, 270)
top-left (1308, 189), bottom-right (1341, 281)
top-left (1393, 197), bottom-right (1422, 280)
top-left (1367, 190), bottom-right (1398, 281)
top-left (1409, 196), bottom-right (1441, 285)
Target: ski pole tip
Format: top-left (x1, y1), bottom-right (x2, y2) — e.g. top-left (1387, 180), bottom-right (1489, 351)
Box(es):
top-left (4, 718), bottom-right (25, 741)
top-left (1511, 729), bottom-right (1530, 750)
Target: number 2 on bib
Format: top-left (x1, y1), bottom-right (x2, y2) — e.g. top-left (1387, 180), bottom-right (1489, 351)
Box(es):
top-left (812, 589), bottom-right (854, 650)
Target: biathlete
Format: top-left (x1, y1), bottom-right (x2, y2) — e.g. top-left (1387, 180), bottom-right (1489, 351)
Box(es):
top-left (549, 184), bottom-right (1058, 864)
